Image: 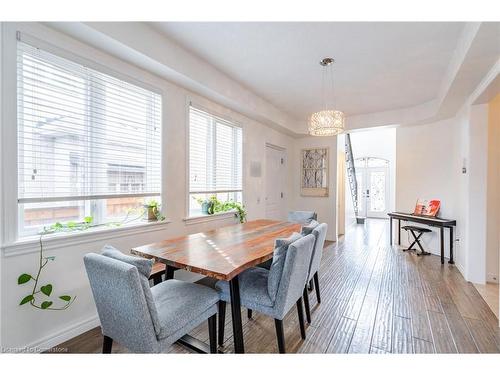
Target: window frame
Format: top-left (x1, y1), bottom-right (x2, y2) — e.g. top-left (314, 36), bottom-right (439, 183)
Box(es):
top-left (185, 101), bottom-right (244, 219)
top-left (2, 28), bottom-right (166, 244)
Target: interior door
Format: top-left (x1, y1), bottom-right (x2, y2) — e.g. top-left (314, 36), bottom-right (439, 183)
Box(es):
top-left (265, 145), bottom-right (286, 220)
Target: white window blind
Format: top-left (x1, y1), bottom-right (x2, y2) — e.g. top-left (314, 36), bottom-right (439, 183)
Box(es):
top-left (189, 105), bottom-right (242, 198)
top-left (17, 40), bottom-right (162, 204)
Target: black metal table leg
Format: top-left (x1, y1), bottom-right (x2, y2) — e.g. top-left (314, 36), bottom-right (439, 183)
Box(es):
top-left (449, 226), bottom-right (455, 264)
top-left (164, 265), bottom-right (221, 353)
top-left (165, 265), bottom-right (177, 280)
top-left (440, 227), bottom-right (444, 265)
top-left (229, 275), bottom-right (245, 353)
top-left (398, 219), bottom-right (401, 246)
top-left (390, 217), bottom-right (393, 245)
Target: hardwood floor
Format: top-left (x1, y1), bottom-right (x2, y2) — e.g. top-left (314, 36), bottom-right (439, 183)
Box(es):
top-left (54, 219), bottom-right (500, 353)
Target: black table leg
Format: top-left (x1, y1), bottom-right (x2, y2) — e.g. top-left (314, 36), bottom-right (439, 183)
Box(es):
top-left (165, 265), bottom-right (176, 280)
top-left (449, 227), bottom-right (455, 264)
top-left (390, 217), bottom-right (393, 245)
top-left (164, 265), bottom-right (220, 354)
top-left (398, 219), bottom-right (401, 246)
top-left (440, 227), bottom-right (444, 265)
top-left (229, 275), bottom-right (245, 353)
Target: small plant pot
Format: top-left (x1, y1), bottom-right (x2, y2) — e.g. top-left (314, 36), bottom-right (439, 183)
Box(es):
top-left (145, 206), bottom-right (158, 221)
top-left (201, 201), bottom-right (210, 214)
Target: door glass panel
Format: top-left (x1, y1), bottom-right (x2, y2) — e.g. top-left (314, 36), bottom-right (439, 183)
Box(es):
top-left (369, 171), bottom-right (386, 212)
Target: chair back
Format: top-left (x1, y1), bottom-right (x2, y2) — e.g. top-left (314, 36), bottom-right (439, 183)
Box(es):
top-left (308, 223), bottom-right (328, 281)
top-left (84, 253), bottom-right (159, 353)
top-left (287, 211), bottom-right (317, 224)
top-left (273, 234), bottom-right (315, 319)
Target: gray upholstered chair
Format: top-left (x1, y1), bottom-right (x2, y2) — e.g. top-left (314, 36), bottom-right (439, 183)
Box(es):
top-left (287, 211), bottom-right (317, 224)
top-left (84, 247), bottom-right (219, 353)
top-left (215, 234), bottom-right (316, 353)
top-left (301, 223), bottom-right (328, 323)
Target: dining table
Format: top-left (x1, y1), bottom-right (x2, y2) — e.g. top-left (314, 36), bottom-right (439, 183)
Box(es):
top-left (131, 219), bottom-right (302, 353)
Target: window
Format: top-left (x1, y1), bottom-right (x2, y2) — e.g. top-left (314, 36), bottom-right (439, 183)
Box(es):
top-left (17, 40), bottom-right (162, 236)
top-left (188, 106), bottom-right (242, 217)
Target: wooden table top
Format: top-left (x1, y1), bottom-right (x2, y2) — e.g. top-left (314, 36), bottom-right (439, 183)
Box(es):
top-left (131, 219), bottom-right (302, 281)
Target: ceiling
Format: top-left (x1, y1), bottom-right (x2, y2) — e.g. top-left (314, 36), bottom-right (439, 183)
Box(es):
top-left (152, 22), bottom-right (466, 121)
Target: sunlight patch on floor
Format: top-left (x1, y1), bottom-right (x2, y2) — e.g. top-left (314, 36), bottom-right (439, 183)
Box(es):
top-left (474, 282), bottom-right (499, 319)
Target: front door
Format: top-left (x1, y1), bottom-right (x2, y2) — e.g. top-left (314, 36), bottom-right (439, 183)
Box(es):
top-left (355, 158), bottom-right (390, 218)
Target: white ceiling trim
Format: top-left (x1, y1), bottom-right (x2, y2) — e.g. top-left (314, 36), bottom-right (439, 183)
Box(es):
top-left (435, 22), bottom-right (481, 110)
top-left (348, 22), bottom-right (499, 130)
top-left (470, 58), bottom-right (500, 105)
top-left (46, 22), bottom-right (499, 135)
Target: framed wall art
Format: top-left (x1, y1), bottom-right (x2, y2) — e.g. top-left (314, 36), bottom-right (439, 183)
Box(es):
top-left (301, 147), bottom-right (329, 197)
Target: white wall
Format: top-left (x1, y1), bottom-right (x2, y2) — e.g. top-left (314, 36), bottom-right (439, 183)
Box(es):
top-left (396, 118), bottom-right (460, 260)
top-left (396, 103), bottom-right (493, 285)
top-left (0, 22), bottom-right (296, 350)
top-left (465, 104), bottom-right (489, 284)
top-left (486, 94), bottom-right (500, 283)
top-left (292, 136), bottom-right (338, 242)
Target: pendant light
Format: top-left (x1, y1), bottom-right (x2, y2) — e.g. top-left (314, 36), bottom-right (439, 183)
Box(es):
top-left (308, 57), bottom-right (345, 136)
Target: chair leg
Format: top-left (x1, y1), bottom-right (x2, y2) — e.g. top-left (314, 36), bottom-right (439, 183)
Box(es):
top-left (303, 286), bottom-right (311, 323)
top-left (274, 319), bottom-right (286, 354)
top-left (313, 272), bottom-right (321, 304)
top-left (247, 309), bottom-right (253, 319)
top-left (218, 301), bottom-right (226, 346)
top-left (102, 335), bottom-right (113, 354)
top-left (208, 314), bottom-right (217, 354)
top-left (296, 298), bottom-right (306, 340)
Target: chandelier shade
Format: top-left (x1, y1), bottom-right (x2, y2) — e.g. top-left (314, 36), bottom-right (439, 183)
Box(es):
top-left (309, 57), bottom-right (345, 136)
top-left (308, 110), bottom-right (345, 136)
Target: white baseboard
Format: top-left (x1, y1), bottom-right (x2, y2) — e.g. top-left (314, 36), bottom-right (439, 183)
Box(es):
top-left (456, 262), bottom-right (466, 279)
top-left (26, 315), bottom-right (100, 352)
top-left (487, 273), bottom-right (499, 284)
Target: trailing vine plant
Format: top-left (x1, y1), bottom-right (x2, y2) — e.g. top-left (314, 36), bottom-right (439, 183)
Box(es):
top-left (17, 226), bottom-right (79, 310)
top-left (18, 203), bottom-right (166, 311)
top-left (194, 196), bottom-right (247, 223)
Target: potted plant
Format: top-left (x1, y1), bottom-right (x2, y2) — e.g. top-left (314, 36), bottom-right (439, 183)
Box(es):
top-left (194, 197), bottom-right (215, 215)
top-left (219, 200), bottom-right (247, 223)
top-left (144, 200), bottom-right (164, 221)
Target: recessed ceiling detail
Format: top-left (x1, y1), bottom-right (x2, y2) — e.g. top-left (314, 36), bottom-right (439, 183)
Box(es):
top-left (152, 22), bottom-right (465, 120)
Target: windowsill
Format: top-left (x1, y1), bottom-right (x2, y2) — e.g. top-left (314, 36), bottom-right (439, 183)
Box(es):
top-left (183, 210), bottom-right (238, 225)
top-left (2, 219), bottom-right (172, 257)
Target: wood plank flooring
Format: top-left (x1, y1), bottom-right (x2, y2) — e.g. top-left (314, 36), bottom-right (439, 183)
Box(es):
top-left (54, 219), bottom-right (500, 353)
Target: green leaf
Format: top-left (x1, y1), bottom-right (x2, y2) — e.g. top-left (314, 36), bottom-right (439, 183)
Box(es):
top-left (84, 216), bottom-right (93, 224)
top-left (67, 221), bottom-right (76, 228)
top-left (40, 284), bottom-right (53, 296)
top-left (41, 301), bottom-right (53, 309)
top-left (53, 222), bottom-right (63, 229)
top-left (59, 295), bottom-right (71, 302)
top-left (19, 295), bottom-right (34, 305)
top-left (17, 274), bottom-right (33, 284)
